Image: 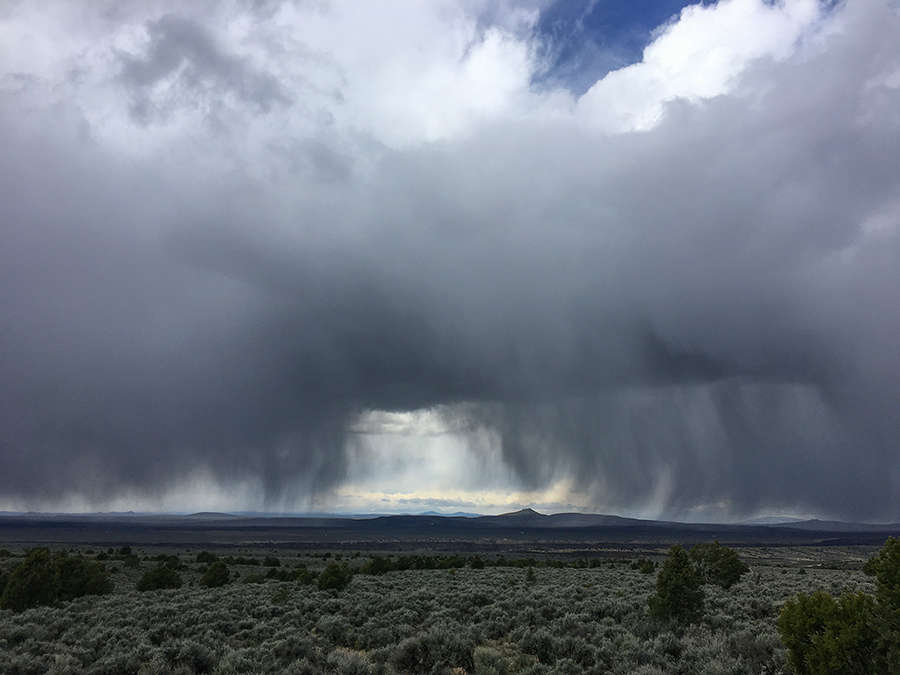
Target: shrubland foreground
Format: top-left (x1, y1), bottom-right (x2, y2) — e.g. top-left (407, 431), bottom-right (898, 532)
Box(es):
top-left (0, 541), bottom-right (896, 675)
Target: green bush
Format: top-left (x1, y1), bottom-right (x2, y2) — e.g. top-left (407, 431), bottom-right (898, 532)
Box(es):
top-left (271, 586), bottom-right (291, 606)
top-left (136, 563), bottom-right (183, 591)
top-left (0, 548), bottom-right (113, 611)
top-left (317, 562), bottom-right (353, 591)
top-left (867, 537), bottom-right (900, 670)
top-left (647, 544), bottom-right (704, 624)
top-left (690, 541), bottom-right (749, 589)
top-left (296, 566), bottom-right (318, 585)
top-left (268, 565), bottom-right (318, 584)
top-left (0, 548), bottom-right (60, 611)
top-left (631, 558), bottom-right (657, 574)
top-left (862, 555), bottom-right (878, 576)
top-left (56, 555), bottom-right (113, 600)
top-left (778, 537), bottom-right (900, 674)
top-left (199, 561), bottom-right (230, 588)
top-left (778, 591), bottom-right (882, 675)
top-left (122, 554), bottom-right (141, 568)
top-left (154, 554), bottom-right (183, 570)
top-left (872, 537), bottom-right (900, 610)
top-left (196, 551), bottom-right (218, 564)
top-left (360, 555), bottom-right (394, 576)
top-left (263, 555), bottom-right (281, 567)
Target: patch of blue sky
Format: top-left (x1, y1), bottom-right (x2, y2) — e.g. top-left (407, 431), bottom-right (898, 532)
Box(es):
top-left (533, 0), bottom-right (716, 94)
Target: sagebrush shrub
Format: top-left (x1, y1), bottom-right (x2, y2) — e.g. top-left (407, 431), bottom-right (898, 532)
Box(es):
top-left (0, 547), bottom-right (865, 675)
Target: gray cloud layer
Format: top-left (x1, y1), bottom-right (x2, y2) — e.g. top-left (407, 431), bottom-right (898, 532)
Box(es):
top-left (1, 1), bottom-right (899, 519)
top-left (120, 14), bottom-right (290, 123)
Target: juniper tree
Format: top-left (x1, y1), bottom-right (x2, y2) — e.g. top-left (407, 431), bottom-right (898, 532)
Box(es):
top-left (0, 548), bottom-right (60, 611)
top-left (199, 561), bottom-right (230, 588)
top-left (317, 561), bottom-right (353, 591)
top-left (647, 544), bottom-right (704, 624)
top-left (690, 540), bottom-right (749, 589)
top-left (778, 537), bottom-right (900, 674)
top-left (136, 563), bottom-right (183, 591)
top-left (0, 548), bottom-right (114, 611)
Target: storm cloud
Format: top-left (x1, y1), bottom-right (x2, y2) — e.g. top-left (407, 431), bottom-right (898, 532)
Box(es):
top-left (1, 0), bottom-right (899, 519)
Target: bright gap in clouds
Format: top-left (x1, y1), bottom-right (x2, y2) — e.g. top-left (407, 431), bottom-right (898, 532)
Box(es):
top-left (0, 409), bottom-right (595, 517)
top-left (335, 409), bottom-right (595, 516)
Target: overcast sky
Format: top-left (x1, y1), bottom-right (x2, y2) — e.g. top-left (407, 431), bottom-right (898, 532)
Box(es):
top-left (1, 0), bottom-right (899, 521)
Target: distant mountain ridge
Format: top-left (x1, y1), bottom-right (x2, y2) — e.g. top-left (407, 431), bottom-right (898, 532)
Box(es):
top-left (2, 509), bottom-right (898, 549)
top-left (4, 507), bottom-right (898, 527)
top-left (3, 508), bottom-right (898, 532)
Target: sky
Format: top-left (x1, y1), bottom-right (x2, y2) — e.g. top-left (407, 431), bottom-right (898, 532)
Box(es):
top-left (1, 0), bottom-right (899, 522)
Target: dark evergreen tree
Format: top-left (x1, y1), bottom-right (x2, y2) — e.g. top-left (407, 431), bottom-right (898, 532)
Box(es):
top-left (56, 555), bottom-right (113, 600)
top-left (360, 555), bottom-right (393, 575)
top-left (631, 558), bottom-right (657, 574)
top-left (647, 544), bottom-right (704, 624)
top-left (137, 563), bottom-right (183, 591)
top-left (0, 548), bottom-right (60, 611)
top-left (871, 537), bottom-right (900, 672)
top-left (317, 561), bottom-right (353, 591)
top-left (779, 537), bottom-right (900, 674)
top-left (779, 591), bottom-right (882, 675)
top-left (199, 561), bottom-right (230, 588)
top-left (196, 550), bottom-right (218, 564)
top-left (690, 540), bottom-right (749, 589)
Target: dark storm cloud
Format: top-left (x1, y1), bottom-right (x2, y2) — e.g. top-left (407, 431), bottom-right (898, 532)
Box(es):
top-left (1, 0), bottom-right (899, 519)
